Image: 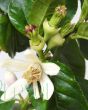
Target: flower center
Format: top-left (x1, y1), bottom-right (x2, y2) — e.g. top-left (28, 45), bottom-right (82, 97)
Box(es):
top-left (23, 63), bottom-right (43, 83)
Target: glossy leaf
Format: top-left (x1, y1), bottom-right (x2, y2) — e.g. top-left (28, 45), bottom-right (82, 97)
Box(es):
top-left (78, 22), bottom-right (88, 37)
top-left (8, 0), bottom-right (27, 34)
top-left (53, 62), bottom-right (88, 110)
top-left (22, 0), bottom-right (52, 26)
top-left (78, 39), bottom-right (88, 59)
top-left (0, 13), bottom-right (29, 57)
top-left (53, 40), bottom-right (85, 78)
top-left (77, 78), bottom-right (88, 101)
top-left (80, 0), bottom-right (88, 21)
top-left (0, 0), bottom-right (11, 13)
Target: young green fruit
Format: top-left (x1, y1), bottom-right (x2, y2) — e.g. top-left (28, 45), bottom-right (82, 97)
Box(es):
top-left (48, 34), bottom-right (65, 49)
top-left (43, 19), bottom-right (59, 42)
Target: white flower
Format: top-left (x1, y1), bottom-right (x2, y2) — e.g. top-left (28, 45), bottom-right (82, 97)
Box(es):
top-left (71, 0), bottom-right (81, 24)
top-left (0, 49), bottom-right (60, 101)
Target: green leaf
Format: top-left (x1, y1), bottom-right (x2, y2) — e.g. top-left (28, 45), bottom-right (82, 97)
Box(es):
top-left (71, 22), bottom-right (88, 40)
top-left (77, 78), bottom-right (88, 101)
top-left (0, 0), bottom-right (11, 13)
top-left (80, 0), bottom-right (88, 21)
top-left (0, 13), bottom-right (29, 57)
top-left (78, 39), bottom-right (88, 59)
top-left (70, 22), bottom-right (88, 40)
top-left (53, 62), bottom-right (88, 110)
top-left (78, 22), bottom-right (88, 38)
top-left (8, 0), bottom-right (27, 34)
top-left (79, 22), bottom-right (88, 36)
top-left (22, 0), bottom-right (52, 26)
top-left (0, 100), bottom-right (14, 110)
top-left (53, 40), bottom-right (85, 78)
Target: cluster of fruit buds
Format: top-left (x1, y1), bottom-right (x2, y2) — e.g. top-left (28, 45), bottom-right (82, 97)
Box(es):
top-left (43, 5), bottom-right (67, 49)
top-left (25, 0), bottom-right (81, 51)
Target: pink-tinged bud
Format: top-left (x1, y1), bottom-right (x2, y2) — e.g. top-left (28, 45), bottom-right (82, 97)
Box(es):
top-left (25, 24), bottom-right (37, 33)
top-left (4, 71), bottom-right (17, 86)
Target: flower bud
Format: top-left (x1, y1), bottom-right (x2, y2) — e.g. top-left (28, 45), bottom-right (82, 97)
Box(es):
top-left (43, 19), bottom-right (59, 42)
top-left (49, 5), bottom-right (67, 27)
top-left (30, 35), bottom-right (45, 51)
top-left (25, 24), bottom-right (37, 38)
top-left (48, 34), bottom-right (65, 49)
top-left (25, 24), bottom-right (44, 51)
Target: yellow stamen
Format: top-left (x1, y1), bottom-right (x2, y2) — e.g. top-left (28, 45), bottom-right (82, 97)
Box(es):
top-left (23, 63), bottom-right (43, 83)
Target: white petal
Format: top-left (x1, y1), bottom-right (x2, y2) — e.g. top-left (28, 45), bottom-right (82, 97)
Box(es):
top-left (33, 82), bottom-right (40, 99)
top-left (0, 49), bottom-right (40, 73)
top-left (71, 0), bottom-right (81, 24)
top-left (42, 44), bottom-right (47, 52)
top-left (0, 58), bottom-right (31, 72)
top-left (0, 51), bottom-right (11, 67)
top-left (15, 48), bottom-right (38, 63)
top-left (1, 78), bottom-right (28, 101)
top-left (12, 90), bottom-right (28, 100)
top-left (4, 71), bottom-right (17, 86)
top-left (24, 48), bottom-right (36, 56)
top-left (21, 90), bottom-right (28, 99)
top-left (42, 63), bottom-right (60, 76)
top-left (40, 74), bottom-right (54, 100)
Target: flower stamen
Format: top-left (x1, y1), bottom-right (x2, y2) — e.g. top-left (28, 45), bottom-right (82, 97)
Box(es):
top-left (23, 63), bottom-right (43, 83)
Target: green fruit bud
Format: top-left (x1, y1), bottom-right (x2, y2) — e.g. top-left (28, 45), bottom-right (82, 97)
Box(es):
top-left (49, 5), bottom-right (67, 27)
top-left (30, 35), bottom-right (45, 51)
top-left (48, 34), bottom-right (65, 49)
top-left (43, 19), bottom-right (59, 42)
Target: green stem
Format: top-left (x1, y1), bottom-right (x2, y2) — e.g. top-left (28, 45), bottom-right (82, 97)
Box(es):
top-left (21, 97), bottom-right (30, 110)
top-left (38, 50), bottom-right (45, 61)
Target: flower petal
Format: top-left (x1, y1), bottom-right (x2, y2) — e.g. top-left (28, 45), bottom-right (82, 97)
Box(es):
top-left (33, 82), bottom-right (40, 99)
top-left (1, 78), bottom-right (28, 101)
top-left (40, 74), bottom-right (54, 100)
top-left (4, 71), bottom-right (17, 86)
top-left (0, 59), bottom-right (30, 73)
top-left (15, 48), bottom-right (39, 63)
top-left (0, 49), bottom-right (40, 73)
top-left (21, 90), bottom-right (28, 99)
top-left (42, 63), bottom-right (60, 76)
top-left (0, 51), bottom-right (11, 67)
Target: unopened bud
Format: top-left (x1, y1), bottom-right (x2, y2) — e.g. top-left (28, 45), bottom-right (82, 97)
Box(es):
top-left (30, 35), bottom-right (45, 51)
top-left (25, 24), bottom-right (37, 37)
top-left (48, 34), bottom-right (65, 49)
top-left (49, 5), bottom-right (67, 27)
top-left (43, 19), bottom-right (59, 42)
